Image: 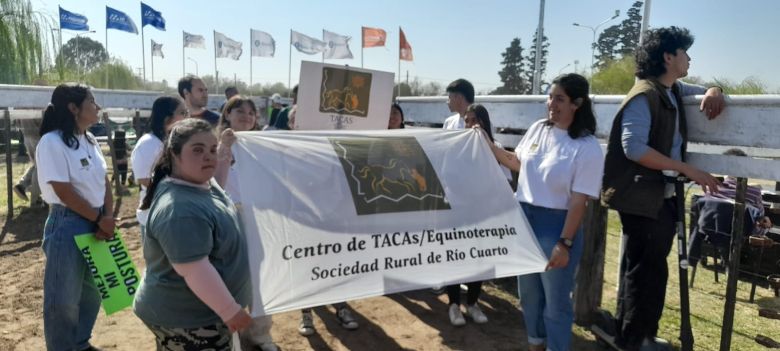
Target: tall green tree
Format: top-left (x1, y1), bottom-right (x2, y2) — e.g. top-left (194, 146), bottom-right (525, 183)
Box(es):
top-left (0, 0), bottom-right (52, 84)
top-left (58, 36), bottom-right (108, 73)
top-left (524, 29), bottom-right (550, 93)
top-left (85, 60), bottom-right (140, 90)
top-left (594, 1), bottom-right (643, 69)
top-left (590, 56), bottom-right (636, 94)
top-left (493, 38), bottom-right (528, 95)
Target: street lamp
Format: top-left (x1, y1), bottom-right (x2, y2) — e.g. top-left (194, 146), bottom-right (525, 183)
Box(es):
top-left (187, 57), bottom-right (199, 76)
top-left (572, 9), bottom-right (620, 74)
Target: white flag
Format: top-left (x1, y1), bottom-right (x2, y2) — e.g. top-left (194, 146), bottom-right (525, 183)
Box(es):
top-left (291, 30), bottom-right (326, 55)
top-left (232, 129), bottom-right (548, 315)
top-left (183, 31), bottom-right (205, 49)
top-left (250, 29), bottom-right (275, 57)
top-left (214, 31), bottom-right (242, 60)
top-left (323, 30), bottom-right (353, 60)
top-left (151, 40), bottom-right (164, 58)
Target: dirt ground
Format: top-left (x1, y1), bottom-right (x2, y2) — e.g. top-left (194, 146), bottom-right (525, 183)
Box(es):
top-left (0, 192), bottom-right (602, 351)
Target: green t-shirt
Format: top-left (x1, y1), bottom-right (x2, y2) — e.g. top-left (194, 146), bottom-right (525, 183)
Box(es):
top-left (133, 179), bottom-right (251, 328)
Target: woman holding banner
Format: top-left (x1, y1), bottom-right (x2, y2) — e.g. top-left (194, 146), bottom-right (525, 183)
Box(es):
top-left (389, 103), bottom-right (405, 129)
top-left (214, 96), bottom-right (280, 351)
top-left (36, 83), bottom-right (114, 351)
top-left (483, 73), bottom-right (603, 351)
top-left (134, 119), bottom-right (252, 350)
top-left (130, 96), bottom-right (188, 233)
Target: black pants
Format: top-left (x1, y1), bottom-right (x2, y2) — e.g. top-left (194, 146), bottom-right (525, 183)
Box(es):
top-left (615, 198), bottom-right (678, 349)
top-left (447, 281), bottom-right (483, 306)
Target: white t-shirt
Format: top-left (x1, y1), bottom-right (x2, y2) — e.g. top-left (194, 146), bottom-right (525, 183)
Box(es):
top-left (443, 113), bottom-right (464, 130)
top-left (514, 119), bottom-right (604, 210)
top-left (130, 133), bottom-right (164, 225)
top-left (36, 131), bottom-right (107, 207)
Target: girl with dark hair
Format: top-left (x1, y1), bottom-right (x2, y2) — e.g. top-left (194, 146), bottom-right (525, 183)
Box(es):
top-left (389, 103), bottom-right (405, 129)
top-left (36, 83), bottom-right (113, 350)
top-left (483, 73), bottom-right (604, 351)
top-left (134, 118), bottom-right (252, 350)
top-left (130, 96), bottom-right (187, 231)
top-left (214, 96), bottom-right (279, 351)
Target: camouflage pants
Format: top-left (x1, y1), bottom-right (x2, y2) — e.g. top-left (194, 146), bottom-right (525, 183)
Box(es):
top-left (144, 322), bottom-right (232, 351)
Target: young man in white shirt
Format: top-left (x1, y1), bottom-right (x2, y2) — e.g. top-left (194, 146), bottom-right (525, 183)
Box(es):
top-left (442, 79), bottom-right (475, 130)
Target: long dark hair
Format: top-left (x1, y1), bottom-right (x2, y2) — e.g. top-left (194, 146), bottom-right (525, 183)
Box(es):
top-left (466, 104), bottom-right (494, 142)
top-left (39, 83), bottom-right (95, 149)
top-left (548, 73), bottom-right (596, 139)
top-left (149, 96), bottom-right (184, 141)
top-left (140, 119), bottom-right (214, 210)
top-left (391, 103), bottom-right (405, 129)
top-left (217, 95), bottom-right (258, 134)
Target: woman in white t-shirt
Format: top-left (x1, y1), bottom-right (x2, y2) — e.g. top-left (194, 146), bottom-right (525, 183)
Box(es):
top-left (36, 83), bottom-right (115, 350)
top-left (130, 96), bottom-right (188, 230)
top-left (485, 74), bottom-right (604, 351)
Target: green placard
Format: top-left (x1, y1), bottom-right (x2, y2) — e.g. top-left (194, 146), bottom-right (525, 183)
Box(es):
top-left (74, 231), bottom-right (141, 315)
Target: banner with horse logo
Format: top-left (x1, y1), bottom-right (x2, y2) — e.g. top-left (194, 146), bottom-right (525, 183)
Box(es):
top-left (296, 61), bottom-right (394, 130)
top-left (231, 128), bottom-right (547, 316)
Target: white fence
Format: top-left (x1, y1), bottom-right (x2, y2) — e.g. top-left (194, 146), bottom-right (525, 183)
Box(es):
top-left (398, 94), bottom-right (780, 181)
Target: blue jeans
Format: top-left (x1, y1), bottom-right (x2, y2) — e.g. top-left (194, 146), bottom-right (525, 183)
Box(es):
top-left (517, 203), bottom-right (583, 351)
top-left (42, 204), bottom-right (102, 351)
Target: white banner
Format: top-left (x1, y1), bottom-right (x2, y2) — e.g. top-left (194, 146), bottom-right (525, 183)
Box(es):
top-left (291, 30), bottom-right (326, 55)
top-left (183, 31), bottom-right (205, 49)
top-left (250, 29), bottom-right (275, 57)
top-left (323, 30), bottom-right (353, 59)
top-left (296, 61), bottom-right (394, 130)
top-left (215, 31), bottom-right (242, 60)
top-left (232, 129), bottom-right (547, 316)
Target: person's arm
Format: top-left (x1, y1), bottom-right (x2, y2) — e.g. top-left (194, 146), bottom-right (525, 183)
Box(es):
top-left (97, 177), bottom-right (115, 239)
top-left (50, 181), bottom-right (114, 240)
top-left (546, 192), bottom-right (588, 270)
top-left (214, 129), bottom-right (236, 187)
top-left (474, 127), bottom-right (521, 172)
top-left (678, 81), bottom-right (725, 119)
top-left (621, 96), bottom-right (720, 193)
top-left (172, 258), bottom-right (252, 332)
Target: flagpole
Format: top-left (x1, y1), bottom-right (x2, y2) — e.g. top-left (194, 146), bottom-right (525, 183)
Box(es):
top-left (397, 27), bottom-right (401, 97)
top-left (249, 29), bottom-right (253, 92)
top-left (288, 29), bottom-right (292, 96)
top-left (141, 26), bottom-right (146, 84)
top-left (361, 27), bottom-right (364, 68)
top-left (321, 29), bottom-right (325, 64)
top-left (213, 30), bottom-right (219, 94)
top-left (151, 50), bottom-right (154, 82)
top-left (105, 21), bottom-right (109, 88)
top-left (58, 28), bottom-right (63, 80)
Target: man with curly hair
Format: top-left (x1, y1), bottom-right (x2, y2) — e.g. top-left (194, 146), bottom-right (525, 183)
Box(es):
top-left (601, 26), bottom-right (726, 350)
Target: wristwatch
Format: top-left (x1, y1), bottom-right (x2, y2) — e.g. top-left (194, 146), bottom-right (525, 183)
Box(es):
top-left (558, 237), bottom-right (573, 250)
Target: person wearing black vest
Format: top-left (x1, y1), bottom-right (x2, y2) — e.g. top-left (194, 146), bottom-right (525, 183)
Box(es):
top-left (601, 27), bottom-right (725, 351)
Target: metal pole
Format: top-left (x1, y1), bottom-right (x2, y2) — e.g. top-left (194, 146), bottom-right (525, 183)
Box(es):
top-left (532, 0), bottom-right (546, 94)
top-left (361, 27), bottom-right (364, 68)
top-left (288, 29), bottom-right (292, 96)
top-left (151, 52), bottom-right (154, 82)
top-left (4, 110), bottom-right (13, 219)
top-left (249, 29), bottom-right (253, 93)
top-left (182, 34), bottom-right (185, 77)
top-left (76, 33), bottom-right (80, 80)
top-left (638, 0), bottom-right (652, 47)
top-left (720, 177), bottom-right (748, 351)
top-left (213, 30), bottom-right (218, 94)
top-left (105, 29), bottom-right (108, 88)
top-left (141, 27), bottom-right (146, 83)
top-left (58, 29), bottom-right (63, 80)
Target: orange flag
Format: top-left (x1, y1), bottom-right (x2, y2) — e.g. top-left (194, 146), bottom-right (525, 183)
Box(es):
top-left (362, 26), bottom-right (386, 48)
top-left (399, 27), bottom-right (413, 61)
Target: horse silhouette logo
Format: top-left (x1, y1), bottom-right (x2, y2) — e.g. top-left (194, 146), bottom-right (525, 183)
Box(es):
top-left (330, 136), bottom-right (450, 215)
top-left (320, 67), bottom-right (371, 117)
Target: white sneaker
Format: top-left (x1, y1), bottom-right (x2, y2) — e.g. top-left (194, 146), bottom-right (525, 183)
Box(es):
top-left (465, 304), bottom-right (488, 324)
top-left (298, 311), bottom-right (315, 336)
top-left (448, 304), bottom-right (466, 326)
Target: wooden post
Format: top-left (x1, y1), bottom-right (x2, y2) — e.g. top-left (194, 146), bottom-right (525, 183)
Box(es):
top-left (719, 177), bottom-right (747, 351)
top-left (103, 112), bottom-right (122, 196)
top-left (574, 199), bottom-right (609, 325)
top-left (4, 110), bottom-right (13, 219)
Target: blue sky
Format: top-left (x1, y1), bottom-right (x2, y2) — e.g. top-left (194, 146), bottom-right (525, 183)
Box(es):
top-left (33, 0), bottom-right (780, 92)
